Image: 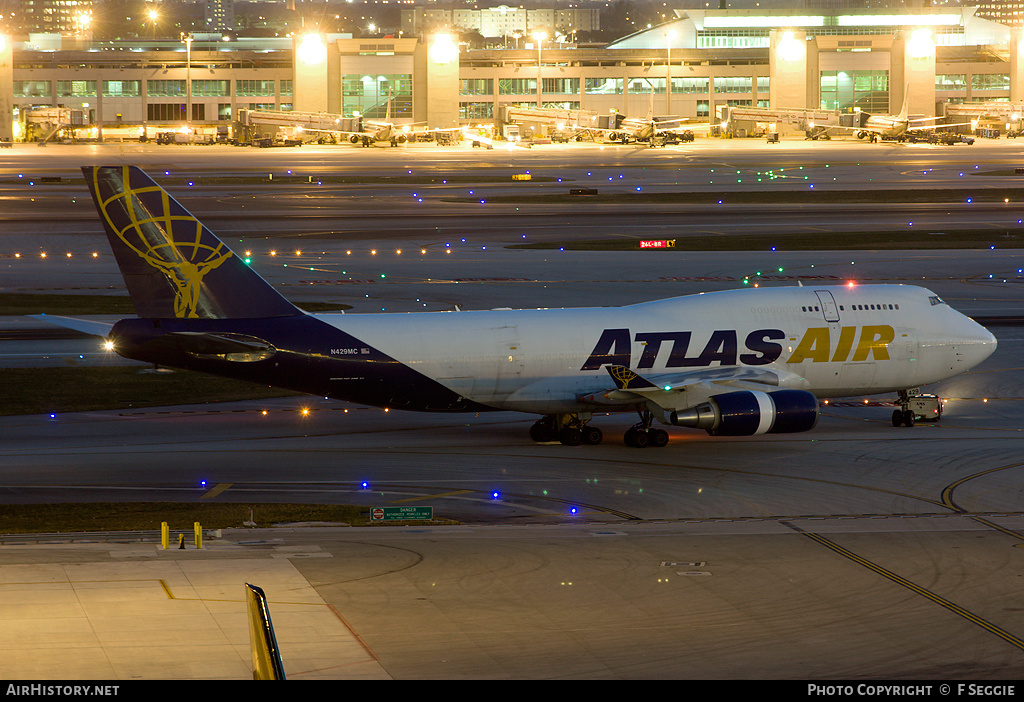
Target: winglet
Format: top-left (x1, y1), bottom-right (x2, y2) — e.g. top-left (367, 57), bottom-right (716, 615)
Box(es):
top-left (605, 365), bottom-right (658, 391)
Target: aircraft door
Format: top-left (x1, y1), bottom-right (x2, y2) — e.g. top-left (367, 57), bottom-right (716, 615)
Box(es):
top-left (814, 290), bottom-right (840, 323)
top-left (494, 324), bottom-right (524, 397)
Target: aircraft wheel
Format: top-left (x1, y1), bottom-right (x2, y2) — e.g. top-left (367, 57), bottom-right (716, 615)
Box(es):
top-left (530, 417), bottom-right (557, 442)
top-left (623, 427), bottom-right (637, 447)
top-left (631, 429), bottom-right (650, 448)
top-left (582, 426), bottom-right (603, 445)
top-left (903, 410), bottom-right (915, 427)
top-left (559, 427), bottom-right (582, 446)
top-left (650, 429), bottom-right (669, 447)
top-left (892, 409), bottom-right (904, 427)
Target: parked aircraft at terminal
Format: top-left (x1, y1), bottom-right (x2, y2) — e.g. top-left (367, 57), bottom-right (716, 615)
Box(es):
top-left (36, 166), bottom-right (997, 447)
top-left (724, 99), bottom-right (969, 143)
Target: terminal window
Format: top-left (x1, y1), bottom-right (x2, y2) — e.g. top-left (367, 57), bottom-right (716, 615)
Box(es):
top-left (819, 70), bottom-right (889, 113)
top-left (342, 74), bottom-right (412, 119)
top-left (147, 80), bottom-right (186, 98)
top-left (14, 81), bottom-right (52, 98)
top-left (499, 78), bottom-right (537, 96)
top-left (236, 80), bottom-right (275, 97)
top-left (585, 78), bottom-right (623, 95)
top-left (103, 80), bottom-right (141, 97)
top-left (57, 81), bottom-right (96, 97)
top-left (461, 79), bottom-right (493, 96)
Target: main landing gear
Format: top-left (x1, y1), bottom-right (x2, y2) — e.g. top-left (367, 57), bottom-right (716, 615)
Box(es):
top-left (623, 408), bottom-right (669, 448)
top-left (529, 414), bottom-right (603, 446)
top-left (529, 409), bottom-right (669, 448)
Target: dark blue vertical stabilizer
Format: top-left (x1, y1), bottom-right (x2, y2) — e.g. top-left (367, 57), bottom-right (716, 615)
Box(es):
top-left (82, 165), bottom-right (302, 319)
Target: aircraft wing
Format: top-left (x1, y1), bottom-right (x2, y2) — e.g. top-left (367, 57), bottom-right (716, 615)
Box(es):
top-left (461, 127), bottom-right (495, 145)
top-left (29, 314), bottom-right (114, 338)
top-left (29, 315), bottom-right (275, 358)
top-left (908, 121), bottom-right (973, 133)
top-left (578, 364), bottom-right (808, 410)
top-left (831, 124), bottom-right (880, 134)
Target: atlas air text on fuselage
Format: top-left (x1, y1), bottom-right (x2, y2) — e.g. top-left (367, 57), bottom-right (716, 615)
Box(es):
top-left (581, 325), bottom-right (896, 371)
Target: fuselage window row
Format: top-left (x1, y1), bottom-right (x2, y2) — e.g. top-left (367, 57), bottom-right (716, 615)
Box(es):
top-left (802, 303), bottom-right (901, 312)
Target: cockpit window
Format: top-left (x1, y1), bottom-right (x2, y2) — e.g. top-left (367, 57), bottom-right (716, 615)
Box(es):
top-left (928, 295), bottom-right (946, 306)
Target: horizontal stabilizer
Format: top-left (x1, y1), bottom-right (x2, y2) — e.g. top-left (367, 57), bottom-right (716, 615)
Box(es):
top-left (161, 331), bottom-right (276, 356)
top-left (122, 330), bottom-right (277, 362)
top-left (29, 314), bottom-right (114, 338)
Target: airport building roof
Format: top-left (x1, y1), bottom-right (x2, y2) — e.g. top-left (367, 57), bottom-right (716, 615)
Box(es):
top-left (607, 7), bottom-right (1014, 50)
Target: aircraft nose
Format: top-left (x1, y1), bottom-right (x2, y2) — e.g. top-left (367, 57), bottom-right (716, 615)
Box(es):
top-left (958, 316), bottom-right (997, 368)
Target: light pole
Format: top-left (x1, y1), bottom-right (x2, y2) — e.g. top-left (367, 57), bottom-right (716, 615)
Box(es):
top-left (181, 32), bottom-right (193, 132)
top-left (533, 31), bottom-right (546, 108)
top-left (665, 29), bottom-right (676, 115)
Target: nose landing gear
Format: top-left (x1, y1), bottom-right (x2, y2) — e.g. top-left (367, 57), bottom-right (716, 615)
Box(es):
top-left (892, 389), bottom-right (943, 427)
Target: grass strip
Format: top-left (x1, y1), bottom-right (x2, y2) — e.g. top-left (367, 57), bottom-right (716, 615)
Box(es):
top-left (0, 293), bottom-right (136, 316)
top-left (0, 502), bottom-right (454, 534)
top-left (0, 366), bottom-right (299, 416)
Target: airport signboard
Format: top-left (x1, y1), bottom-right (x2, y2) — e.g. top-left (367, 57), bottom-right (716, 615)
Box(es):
top-left (371, 506), bottom-right (433, 521)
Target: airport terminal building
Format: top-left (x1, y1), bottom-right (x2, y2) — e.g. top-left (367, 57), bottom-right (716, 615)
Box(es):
top-left (1, 6), bottom-right (1022, 140)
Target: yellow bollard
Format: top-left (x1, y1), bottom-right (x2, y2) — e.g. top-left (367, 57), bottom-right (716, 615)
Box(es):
top-left (161, 522), bottom-right (169, 550)
top-left (178, 533), bottom-right (185, 549)
top-left (194, 522), bottom-right (203, 549)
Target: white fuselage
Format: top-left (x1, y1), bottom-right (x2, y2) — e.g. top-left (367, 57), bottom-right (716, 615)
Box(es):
top-left (863, 115), bottom-right (909, 138)
top-left (316, 284), bottom-right (996, 415)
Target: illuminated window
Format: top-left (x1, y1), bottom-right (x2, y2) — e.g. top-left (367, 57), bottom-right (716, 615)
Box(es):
top-left (342, 74), bottom-right (412, 119)
top-left (460, 78), bottom-right (493, 96)
top-left (936, 74), bottom-right (966, 91)
top-left (585, 77), bottom-right (623, 95)
top-left (147, 80), bottom-right (186, 97)
top-left (498, 78), bottom-right (536, 95)
top-left (460, 102), bottom-right (494, 119)
top-left (236, 79), bottom-right (275, 97)
top-left (103, 80), bottom-right (140, 97)
top-left (673, 77), bottom-right (709, 95)
top-left (819, 70), bottom-right (888, 113)
top-left (191, 80), bottom-right (229, 97)
top-left (714, 77), bottom-right (753, 94)
top-left (543, 78), bottom-right (579, 95)
top-left (57, 80), bottom-right (96, 97)
top-left (14, 81), bottom-right (52, 98)
top-left (971, 73), bottom-right (1010, 91)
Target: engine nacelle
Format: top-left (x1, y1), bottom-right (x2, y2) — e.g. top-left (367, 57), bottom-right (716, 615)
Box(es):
top-left (669, 389), bottom-right (818, 436)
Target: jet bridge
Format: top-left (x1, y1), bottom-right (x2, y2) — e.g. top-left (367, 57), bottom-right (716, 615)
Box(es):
top-left (719, 106), bottom-right (845, 137)
top-left (501, 106), bottom-right (622, 139)
top-left (944, 102), bottom-right (1024, 131)
top-left (235, 108), bottom-right (363, 143)
top-left (22, 107), bottom-right (88, 144)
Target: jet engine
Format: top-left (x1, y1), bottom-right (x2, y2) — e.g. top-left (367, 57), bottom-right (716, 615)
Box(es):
top-left (669, 389), bottom-right (818, 436)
